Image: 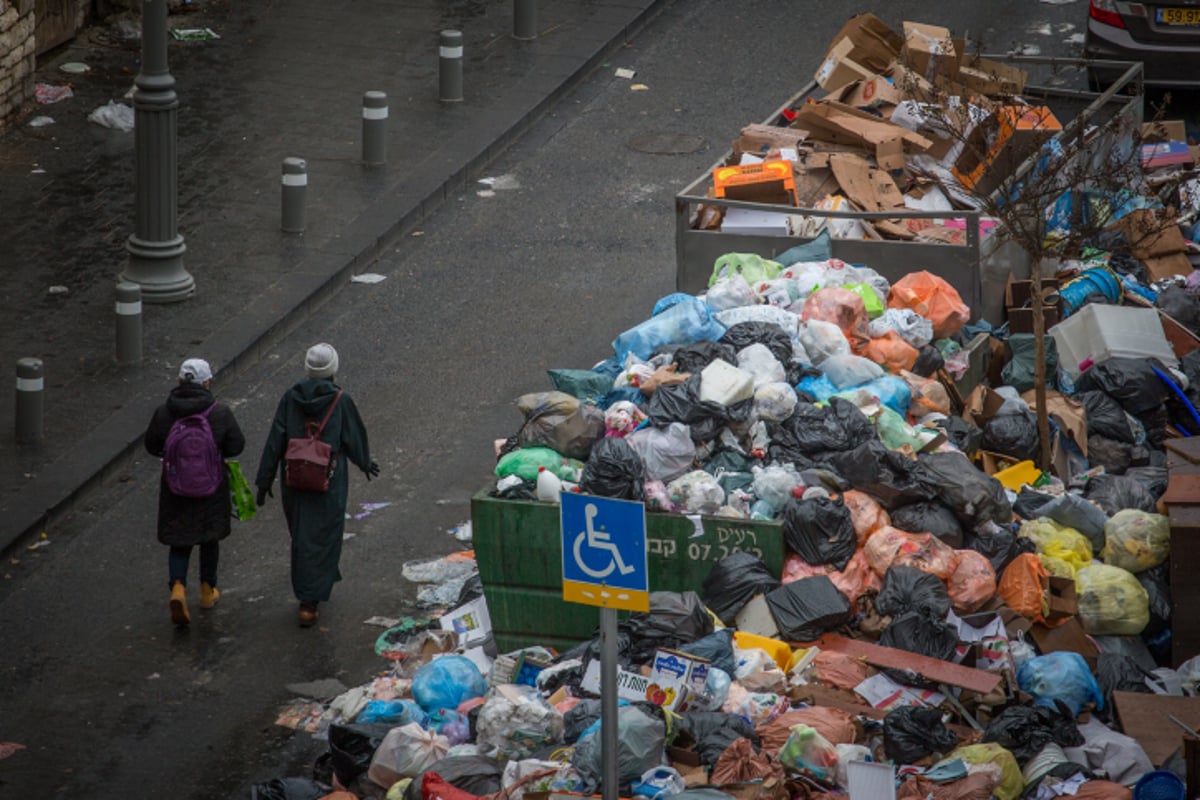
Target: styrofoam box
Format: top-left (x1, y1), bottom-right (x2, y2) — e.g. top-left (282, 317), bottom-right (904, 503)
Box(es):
top-left (1051, 304), bottom-right (1178, 379)
top-left (699, 359), bottom-right (755, 405)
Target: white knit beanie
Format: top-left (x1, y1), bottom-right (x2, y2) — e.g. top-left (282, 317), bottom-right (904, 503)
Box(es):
top-left (304, 343), bottom-right (339, 380)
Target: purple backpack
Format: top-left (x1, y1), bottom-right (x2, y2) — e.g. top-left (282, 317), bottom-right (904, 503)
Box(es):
top-left (162, 404), bottom-right (222, 498)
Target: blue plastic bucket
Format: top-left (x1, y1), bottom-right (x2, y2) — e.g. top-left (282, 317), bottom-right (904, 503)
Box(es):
top-left (1133, 770), bottom-right (1186, 800)
top-left (1060, 268), bottom-right (1122, 315)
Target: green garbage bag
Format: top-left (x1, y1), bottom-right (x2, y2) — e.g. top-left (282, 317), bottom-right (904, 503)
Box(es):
top-left (226, 460), bottom-right (257, 521)
top-left (547, 369), bottom-right (612, 401)
top-left (842, 282), bottom-right (885, 319)
top-left (708, 252), bottom-right (782, 288)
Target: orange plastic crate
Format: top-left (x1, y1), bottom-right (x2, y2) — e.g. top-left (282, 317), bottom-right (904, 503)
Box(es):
top-left (712, 160), bottom-right (798, 206)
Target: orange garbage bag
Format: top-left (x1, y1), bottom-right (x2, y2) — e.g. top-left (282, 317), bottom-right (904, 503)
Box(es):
top-left (802, 287), bottom-right (870, 350)
top-left (757, 707), bottom-right (859, 754)
top-left (998, 552), bottom-right (1051, 624)
top-left (859, 331), bottom-right (919, 373)
top-left (843, 490), bottom-right (891, 545)
top-left (947, 549), bottom-right (998, 614)
top-left (888, 271), bottom-right (970, 339)
top-left (864, 527), bottom-right (960, 580)
top-left (812, 650), bottom-right (870, 690)
top-left (828, 548), bottom-right (883, 602)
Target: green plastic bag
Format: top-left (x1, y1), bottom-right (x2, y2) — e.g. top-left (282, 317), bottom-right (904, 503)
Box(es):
top-left (226, 460), bottom-right (256, 521)
top-left (842, 282), bottom-right (885, 319)
top-left (709, 252), bottom-right (782, 288)
top-left (547, 369), bottom-right (612, 401)
top-left (494, 447), bottom-right (584, 482)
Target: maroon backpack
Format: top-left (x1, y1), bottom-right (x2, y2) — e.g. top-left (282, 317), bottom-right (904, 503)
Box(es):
top-left (162, 404), bottom-right (222, 498)
top-left (284, 391), bottom-right (342, 493)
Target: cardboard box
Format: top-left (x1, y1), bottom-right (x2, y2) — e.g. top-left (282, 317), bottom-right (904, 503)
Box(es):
top-left (1119, 208), bottom-right (1193, 281)
top-left (901, 21), bottom-right (959, 81)
top-left (652, 649), bottom-right (711, 699)
top-left (580, 659), bottom-right (698, 712)
top-left (1045, 576), bottom-right (1078, 623)
top-left (1005, 275), bottom-right (1062, 335)
top-left (734, 124), bottom-right (808, 158)
top-left (828, 153), bottom-right (905, 211)
top-left (1143, 119), bottom-right (1189, 144)
top-left (1142, 140), bottom-right (1194, 169)
top-left (814, 13), bottom-right (904, 89)
top-left (956, 54), bottom-right (1027, 96)
top-left (791, 100), bottom-right (933, 157)
top-left (953, 105), bottom-right (1062, 197)
top-left (833, 74), bottom-right (907, 112)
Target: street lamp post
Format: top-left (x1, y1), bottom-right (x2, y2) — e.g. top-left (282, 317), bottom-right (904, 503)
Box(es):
top-left (121, 0), bottom-right (194, 303)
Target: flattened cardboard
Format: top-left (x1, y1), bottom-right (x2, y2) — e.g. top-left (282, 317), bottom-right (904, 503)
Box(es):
top-left (1119, 209), bottom-right (1193, 281)
top-left (1029, 616), bottom-right (1098, 672)
top-left (829, 153), bottom-right (905, 211)
top-left (1113, 691), bottom-right (1200, 766)
top-left (815, 13), bottom-right (904, 89)
top-left (1142, 119), bottom-right (1189, 144)
top-left (736, 124), bottom-right (809, 157)
top-left (1020, 388), bottom-right (1088, 457)
top-left (792, 100), bottom-right (933, 151)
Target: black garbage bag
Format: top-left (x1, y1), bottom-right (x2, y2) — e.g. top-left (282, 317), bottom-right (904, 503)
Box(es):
top-left (768, 398), bottom-right (875, 458)
top-left (782, 494), bottom-right (857, 571)
top-left (965, 521), bottom-right (1036, 574)
top-left (920, 451), bottom-right (1013, 528)
top-left (1013, 487), bottom-right (1055, 520)
top-left (251, 779), bottom-right (332, 800)
top-left (1095, 653), bottom-right (1155, 716)
top-left (912, 345), bottom-right (945, 378)
top-left (1138, 562), bottom-right (1172, 639)
top-left (929, 415), bottom-right (983, 459)
top-left (328, 723), bottom-right (393, 786)
top-left (981, 704), bottom-right (1084, 766)
top-left (647, 375), bottom-right (753, 443)
top-left (857, 450), bottom-right (937, 509)
top-left (626, 591), bottom-right (714, 655)
top-left (1076, 357), bottom-right (1171, 416)
top-left (983, 409), bottom-right (1040, 462)
top-left (677, 628), bottom-right (738, 677)
top-left (456, 572), bottom-right (484, 606)
top-left (875, 566), bottom-right (951, 619)
top-left (1079, 391), bottom-right (1136, 444)
top-left (720, 321), bottom-right (794, 367)
top-left (1084, 473), bottom-right (1158, 515)
top-left (766, 576), bottom-right (855, 641)
top-left (564, 699), bottom-right (604, 744)
top-left (1157, 287), bottom-right (1200, 335)
top-left (814, 439), bottom-right (888, 489)
top-left (1125, 466), bottom-right (1169, 500)
top-left (405, 756), bottom-right (504, 800)
top-left (1139, 403), bottom-right (1172, 449)
top-left (516, 392), bottom-right (606, 460)
top-left (492, 477), bottom-right (536, 501)
top-left (890, 502), bottom-right (965, 548)
top-left (580, 437), bottom-right (645, 501)
top-left (676, 711), bottom-right (760, 766)
top-left (879, 611), bottom-right (958, 662)
top-left (702, 551), bottom-right (782, 626)
top-left (883, 706), bottom-right (958, 764)
top-left (1087, 435), bottom-right (1132, 474)
top-left (662, 340), bottom-right (739, 374)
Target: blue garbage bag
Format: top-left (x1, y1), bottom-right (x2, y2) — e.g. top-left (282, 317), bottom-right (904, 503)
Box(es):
top-left (412, 655), bottom-right (487, 713)
top-left (1017, 651), bottom-right (1103, 716)
top-left (356, 699), bottom-right (428, 726)
top-left (612, 295), bottom-right (726, 362)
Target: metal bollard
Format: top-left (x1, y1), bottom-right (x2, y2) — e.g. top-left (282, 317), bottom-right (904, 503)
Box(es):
top-left (514, 0), bottom-right (537, 40)
top-left (439, 30), bottom-right (463, 102)
top-left (281, 157), bottom-right (308, 233)
top-left (115, 282), bottom-right (143, 365)
top-left (362, 91), bottom-right (388, 166)
top-left (15, 358), bottom-right (44, 445)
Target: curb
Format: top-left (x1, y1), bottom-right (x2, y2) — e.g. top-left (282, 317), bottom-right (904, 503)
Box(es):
top-left (0, 0), bottom-right (670, 556)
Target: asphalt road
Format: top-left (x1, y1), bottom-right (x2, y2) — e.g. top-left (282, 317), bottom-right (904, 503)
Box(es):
top-left (0, 0), bottom-right (1145, 796)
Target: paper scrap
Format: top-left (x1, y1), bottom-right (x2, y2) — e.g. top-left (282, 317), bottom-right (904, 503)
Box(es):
top-left (630, 84), bottom-right (649, 91)
top-left (274, 698), bottom-right (325, 732)
top-left (34, 84), bottom-right (74, 105)
top-left (27, 116), bottom-right (54, 127)
top-left (363, 616), bottom-right (401, 628)
top-left (350, 273), bottom-right (387, 284)
top-left (854, 673), bottom-right (946, 711)
top-left (614, 67), bottom-right (636, 79)
top-left (170, 27), bottom-right (220, 40)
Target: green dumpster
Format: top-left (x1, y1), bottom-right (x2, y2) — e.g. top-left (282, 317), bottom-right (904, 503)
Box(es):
top-left (472, 489), bottom-right (786, 653)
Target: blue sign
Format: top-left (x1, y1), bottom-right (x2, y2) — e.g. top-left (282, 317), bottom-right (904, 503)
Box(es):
top-left (560, 492), bottom-right (648, 611)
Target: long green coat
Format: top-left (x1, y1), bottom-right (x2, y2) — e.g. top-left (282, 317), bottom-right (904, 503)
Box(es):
top-left (255, 378), bottom-right (372, 602)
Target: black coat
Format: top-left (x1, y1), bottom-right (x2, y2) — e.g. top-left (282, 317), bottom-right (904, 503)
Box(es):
top-left (144, 384), bottom-right (246, 546)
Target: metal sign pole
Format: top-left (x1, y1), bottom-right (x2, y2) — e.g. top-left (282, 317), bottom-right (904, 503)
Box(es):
top-left (600, 605), bottom-right (619, 800)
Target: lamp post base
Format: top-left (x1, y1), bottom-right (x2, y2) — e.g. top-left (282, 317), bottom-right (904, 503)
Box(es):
top-left (122, 234), bottom-right (194, 303)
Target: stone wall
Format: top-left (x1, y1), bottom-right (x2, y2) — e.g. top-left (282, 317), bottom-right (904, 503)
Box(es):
top-left (0, 0), bottom-right (37, 130)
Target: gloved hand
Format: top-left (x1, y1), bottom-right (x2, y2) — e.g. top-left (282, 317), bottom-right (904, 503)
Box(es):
top-left (366, 461), bottom-right (380, 480)
top-left (256, 485), bottom-right (273, 507)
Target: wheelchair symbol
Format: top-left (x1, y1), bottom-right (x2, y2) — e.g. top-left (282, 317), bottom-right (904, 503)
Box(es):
top-left (573, 503), bottom-right (636, 580)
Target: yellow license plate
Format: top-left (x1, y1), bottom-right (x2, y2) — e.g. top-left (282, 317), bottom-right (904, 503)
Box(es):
top-left (1158, 6), bottom-right (1200, 25)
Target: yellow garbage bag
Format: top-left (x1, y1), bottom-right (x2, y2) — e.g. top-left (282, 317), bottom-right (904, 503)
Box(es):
top-left (1101, 509), bottom-right (1169, 574)
top-left (1076, 563), bottom-right (1150, 636)
top-left (1020, 517), bottom-right (1093, 573)
top-left (948, 743), bottom-right (1024, 800)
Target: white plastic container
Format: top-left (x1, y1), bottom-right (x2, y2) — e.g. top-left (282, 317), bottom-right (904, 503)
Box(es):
top-left (699, 359), bottom-right (755, 406)
top-left (1051, 304), bottom-right (1178, 379)
top-left (535, 467), bottom-right (562, 504)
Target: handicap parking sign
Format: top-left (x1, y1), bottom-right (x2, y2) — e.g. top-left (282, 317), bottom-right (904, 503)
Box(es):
top-left (561, 492), bottom-right (649, 612)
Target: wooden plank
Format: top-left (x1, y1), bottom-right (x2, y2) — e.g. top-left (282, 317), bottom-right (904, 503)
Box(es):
top-left (1113, 691), bottom-right (1200, 766)
top-left (801, 633), bottom-right (1001, 695)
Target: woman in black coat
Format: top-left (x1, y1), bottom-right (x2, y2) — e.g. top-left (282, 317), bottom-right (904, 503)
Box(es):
top-left (144, 358), bottom-right (245, 626)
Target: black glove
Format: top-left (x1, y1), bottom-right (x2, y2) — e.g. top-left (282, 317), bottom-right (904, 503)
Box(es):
top-left (256, 486), bottom-right (273, 507)
top-left (366, 461), bottom-right (380, 480)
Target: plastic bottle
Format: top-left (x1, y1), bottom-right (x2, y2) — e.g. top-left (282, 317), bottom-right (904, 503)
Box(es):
top-left (750, 499), bottom-right (777, 521)
top-left (536, 467), bottom-right (562, 504)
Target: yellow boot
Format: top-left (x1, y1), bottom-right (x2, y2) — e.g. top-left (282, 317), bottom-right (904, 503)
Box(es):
top-left (199, 582), bottom-right (220, 610)
top-left (170, 581), bottom-right (190, 626)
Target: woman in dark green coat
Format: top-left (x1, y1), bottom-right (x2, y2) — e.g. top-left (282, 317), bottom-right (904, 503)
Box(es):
top-left (255, 343), bottom-right (378, 626)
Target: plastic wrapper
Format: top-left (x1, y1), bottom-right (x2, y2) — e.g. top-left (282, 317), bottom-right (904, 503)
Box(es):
top-left (754, 381), bottom-right (798, 423)
top-left (890, 501), bottom-right (964, 548)
top-left (864, 527), bottom-right (959, 581)
top-left (802, 287), bottom-right (870, 350)
top-left (870, 308), bottom-right (934, 349)
top-left (861, 332), bottom-right (920, 374)
top-left (706, 275), bottom-right (758, 311)
top-left (1017, 652), bottom-right (1104, 716)
top-left (571, 705), bottom-right (665, 794)
top-left (843, 490), bottom-right (890, 544)
top-left (579, 437), bottom-right (645, 501)
top-left (900, 371), bottom-right (952, 417)
top-left (1084, 474), bottom-right (1158, 516)
top-left (782, 494), bottom-right (857, 570)
top-left (702, 552), bottom-right (782, 626)
top-left (1101, 509), bottom-right (1169, 573)
top-left (1020, 518), bottom-right (1094, 573)
top-left (495, 447), bottom-right (584, 482)
top-left (613, 295), bottom-right (727, 362)
top-left (1076, 563), bottom-right (1151, 636)
top-left (947, 549), bottom-right (998, 614)
top-left (369, 723), bottom-right (452, 786)
top-left (753, 463), bottom-right (805, 509)
top-left (604, 401), bottom-right (647, 438)
top-left (778, 724), bottom-right (839, 781)
top-left (475, 685), bottom-right (564, 760)
top-left (823, 353), bottom-right (885, 389)
top-left (920, 451), bottom-right (1013, 528)
top-left (666, 469), bottom-right (725, 514)
top-left (515, 391), bottom-right (605, 460)
top-left (875, 565), bottom-right (951, 619)
top-left (625, 422), bottom-right (695, 483)
top-left (736, 343), bottom-right (786, 388)
top-left (765, 576), bottom-right (854, 640)
top-left (998, 553), bottom-right (1051, 624)
top-left (947, 744), bottom-right (1024, 800)
top-left (799, 319), bottom-right (852, 365)
top-left (722, 683), bottom-right (790, 727)
top-left (982, 705), bottom-right (1084, 766)
top-left (883, 705), bottom-right (959, 764)
top-left (413, 656), bottom-right (487, 713)
top-left (720, 321), bottom-right (797, 366)
top-left (888, 271), bottom-right (970, 339)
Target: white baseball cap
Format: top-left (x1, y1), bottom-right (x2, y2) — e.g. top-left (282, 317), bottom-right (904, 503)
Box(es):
top-left (179, 358), bottom-right (213, 384)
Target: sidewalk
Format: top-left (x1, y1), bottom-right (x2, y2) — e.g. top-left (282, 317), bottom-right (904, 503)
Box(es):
top-left (0, 0), bottom-right (666, 552)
